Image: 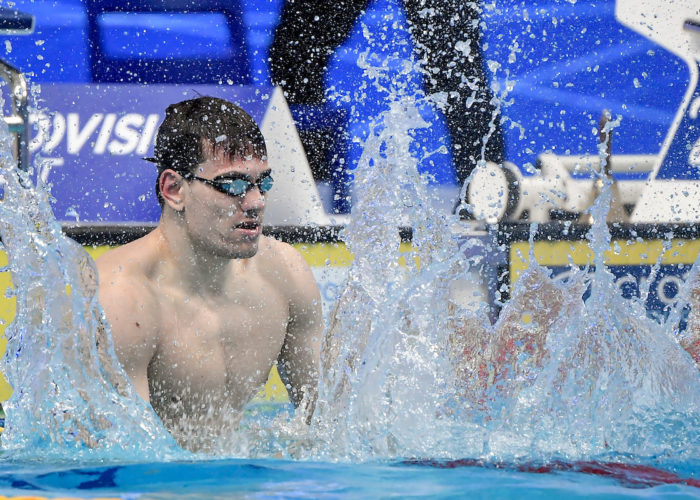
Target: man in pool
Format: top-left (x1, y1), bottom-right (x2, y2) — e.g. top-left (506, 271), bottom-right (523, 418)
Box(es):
top-left (96, 97), bottom-right (323, 452)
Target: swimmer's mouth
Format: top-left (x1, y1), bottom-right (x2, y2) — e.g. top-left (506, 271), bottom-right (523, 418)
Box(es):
top-left (235, 221), bottom-right (261, 231)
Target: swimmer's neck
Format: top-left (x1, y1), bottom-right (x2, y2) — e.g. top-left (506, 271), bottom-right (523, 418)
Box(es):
top-left (151, 219), bottom-right (250, 295)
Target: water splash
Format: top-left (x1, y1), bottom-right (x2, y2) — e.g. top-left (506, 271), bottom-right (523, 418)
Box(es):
top-left (0, 107), bottom-right (184, 462)
top-left (312, 94), bottom-right (472, 460)
top-left (495, 187), bottom-right (700, 462)
top-left (310, 88), bottom-right (700, 466)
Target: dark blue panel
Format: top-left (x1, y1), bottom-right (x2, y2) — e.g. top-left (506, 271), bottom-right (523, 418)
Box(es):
top-left (98, 12), bottom-right (232, 60)
top-left (1, 0), bottom-right (90, 82)
top-left (86, 1), bottom-right (251, 85)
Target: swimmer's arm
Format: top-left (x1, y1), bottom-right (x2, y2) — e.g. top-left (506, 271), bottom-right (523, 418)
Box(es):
top-left (277, 249), bottom-right (323, 422)
top-left (97, 264), bottom-right (158, 403)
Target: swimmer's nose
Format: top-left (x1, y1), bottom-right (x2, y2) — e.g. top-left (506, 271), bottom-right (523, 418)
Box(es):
top-left (239, 184), bottom-right (265, 212)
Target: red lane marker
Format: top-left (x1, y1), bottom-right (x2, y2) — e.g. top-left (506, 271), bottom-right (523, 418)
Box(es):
top-left (572, 462), bottom-right (687, 487)
top-left (403, 459), bottom-right (700, 489)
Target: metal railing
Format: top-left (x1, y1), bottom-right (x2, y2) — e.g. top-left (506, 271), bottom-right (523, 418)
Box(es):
top-left (0, 60), bottom-right (29, 171)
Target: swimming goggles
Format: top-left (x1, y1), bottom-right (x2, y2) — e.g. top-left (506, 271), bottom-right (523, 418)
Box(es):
top-left (183, 172), bottom-right (274, 197)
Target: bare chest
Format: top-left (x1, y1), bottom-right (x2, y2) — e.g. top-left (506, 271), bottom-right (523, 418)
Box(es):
top-left (149, 284), bottom-right (289, 414)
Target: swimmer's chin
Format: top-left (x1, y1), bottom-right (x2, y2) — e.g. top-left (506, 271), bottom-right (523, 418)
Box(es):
top-left (218, 242), bottom-right (260, 260)
top-left (206, 234), bottom-right (262, 260)
top-left (236, 247), bottom-right (259, 259)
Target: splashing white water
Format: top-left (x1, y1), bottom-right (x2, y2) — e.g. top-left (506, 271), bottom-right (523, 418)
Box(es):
top-left (0, 111), bottom-right (185, 462)
top-left (309, 92), bottom-right (700, 465)
top-left (311, 95), bottom-right (471, 460)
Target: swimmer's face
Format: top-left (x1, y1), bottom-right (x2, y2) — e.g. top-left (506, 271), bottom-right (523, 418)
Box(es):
top-left (183, 152), bottom-right (269, 259)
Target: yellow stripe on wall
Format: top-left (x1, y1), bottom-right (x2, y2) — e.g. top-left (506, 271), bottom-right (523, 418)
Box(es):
top-left (0, 251), bottom-right (15, 401)
top-left (510, 239), bottom-right (700, 284)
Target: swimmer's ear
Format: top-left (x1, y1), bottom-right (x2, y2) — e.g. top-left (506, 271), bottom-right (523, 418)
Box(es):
top-left (160, 169), bottom-right (186, 212)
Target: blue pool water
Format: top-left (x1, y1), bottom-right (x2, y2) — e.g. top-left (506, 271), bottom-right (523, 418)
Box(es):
top-left (0, 457), bottom-right (699, 499)
top-left (0, 403), bottom-right (697, 498)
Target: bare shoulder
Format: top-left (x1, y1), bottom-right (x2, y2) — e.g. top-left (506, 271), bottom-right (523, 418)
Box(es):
top-left (98, 240), bottom-right (150, 297)
top-left (96, 237), bottom-right (159, 336)
top-left (256, 235), bottom-right (318, 295)
top-left (95, 236), bottom-right (160, 393)
top-left (97, 236), bottom-right (149, 274)
top-left (257, 235), bottom-right (311, 272)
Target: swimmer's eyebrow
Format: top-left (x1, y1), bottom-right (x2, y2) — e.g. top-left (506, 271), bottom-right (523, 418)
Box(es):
top-left (213, 169), bottom-right (272, 182)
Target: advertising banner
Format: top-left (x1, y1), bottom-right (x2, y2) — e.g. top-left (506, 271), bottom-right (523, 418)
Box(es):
top-left (506, 224), bottom-right (700, 327)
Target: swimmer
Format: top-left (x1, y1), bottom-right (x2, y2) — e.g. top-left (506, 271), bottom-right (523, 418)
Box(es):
top-left (96, 97), bottom-right (322, 452)
top-left (449, 265), bottom-right (700, 412)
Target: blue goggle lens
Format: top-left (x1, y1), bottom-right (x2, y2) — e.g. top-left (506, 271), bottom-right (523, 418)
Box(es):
top-left (219, 175), bottom-right (274, 196)
top-left (258, 175), bottom-right (274, 193)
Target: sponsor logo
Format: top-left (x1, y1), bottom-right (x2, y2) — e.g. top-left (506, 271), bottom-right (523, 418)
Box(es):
top-left (552, 265), bottom-right (692, 308)
top-left (29, 112), bottom-right (160, 158)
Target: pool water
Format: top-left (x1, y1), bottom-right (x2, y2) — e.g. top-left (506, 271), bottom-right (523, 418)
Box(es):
top-left (0, 456), bottom-right (698, 499)
top-left (0, 400), bottom-right (694, 498)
